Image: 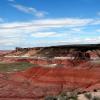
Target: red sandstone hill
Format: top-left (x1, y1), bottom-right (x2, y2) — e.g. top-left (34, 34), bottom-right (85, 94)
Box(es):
top-left (0, 50), bottom-right (12, 56)
top-left (0, 60), bottom-right (99, 99)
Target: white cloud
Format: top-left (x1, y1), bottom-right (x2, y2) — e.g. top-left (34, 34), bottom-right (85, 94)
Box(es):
top-left (11, 4), bottom-right (47, 17)
top-left (0, 18), bottom-right (93, 29)
top-left (31, 32), bottom-right (62, 38)
top-left (83, 37), bottom-right (100, 43)
top-left (96, 29), bottom-right (100, 32)
top-left (0, 18), bottom-right (93, 41)
top-left (0, 38), bottom-right (21, 46)
top-left (71, 28), bottom-right (82, 32)
top-left (0, 18), bottom-right (100, 49)
top-left (0, 18), bottom-right (95, 46)
top-left (90, 19), bottom-right (100, 25)
top-left (54, 37), bottom-right (100, 45)
top-left (33, 18), bottom-right (93, 27)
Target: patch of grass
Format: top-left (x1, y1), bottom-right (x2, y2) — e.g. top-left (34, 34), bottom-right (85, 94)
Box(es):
top-left (0, 62), bottom-right (35, 72)
top-left (84, 93), bottom-right (92, 100)
top-left (44, 92), bottom-right (78, 100)
top-left (92, 96), bottom-right (100, 100)
top-left (45, 96), bottom-right (57, 100)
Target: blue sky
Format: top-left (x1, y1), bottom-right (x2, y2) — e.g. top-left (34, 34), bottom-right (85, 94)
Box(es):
top-left (0, 0), bottom-right (100, 50)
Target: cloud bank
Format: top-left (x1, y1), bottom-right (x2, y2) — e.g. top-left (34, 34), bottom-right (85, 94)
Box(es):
top-left (0, 18), bottom-right (100, 49)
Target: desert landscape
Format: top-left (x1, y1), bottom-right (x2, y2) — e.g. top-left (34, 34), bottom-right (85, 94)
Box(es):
top-left (0, 44), bottom-right (100, 100)
top-left (0, 0), bottom-right (100, 99)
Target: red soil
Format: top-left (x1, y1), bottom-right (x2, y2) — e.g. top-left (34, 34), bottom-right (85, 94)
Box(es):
top-left (0, 59), bottom-right (100, 99)
top-left (0, 50), bottom-right (11, 56)
top-left (0, 57), bottom-right (29, 63)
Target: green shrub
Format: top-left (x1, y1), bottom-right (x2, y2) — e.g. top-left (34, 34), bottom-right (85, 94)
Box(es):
top-left (45, 96), bottom-right (57, 100)
top-left (92, 96), bottom-right (100, 100)
top-left (58, 91), bottom-right (78, 100)
top-left (84, 93), bottom-right (92, 100)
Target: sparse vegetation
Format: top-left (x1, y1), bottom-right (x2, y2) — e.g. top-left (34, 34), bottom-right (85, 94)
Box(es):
top-left (44, 91), bottom-right (78, 100)
top-left (45, 96), bottom-right (57, 100)
top-left (84, 93), bottom-right (100, 100)
top-left (92, 96), bottom-right (100, 100)
top-left (84, 93), bottom-right (92, 100)
top-left (0, 62), bottom-right (35, 72)
top-left (45, 91), bottom-right (100, 100)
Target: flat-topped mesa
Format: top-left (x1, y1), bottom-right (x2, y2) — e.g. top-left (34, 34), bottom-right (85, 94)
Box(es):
top-left (4, 44), bottom-right (100, 60)
top-left (15, 47), bottom-right (41, 52)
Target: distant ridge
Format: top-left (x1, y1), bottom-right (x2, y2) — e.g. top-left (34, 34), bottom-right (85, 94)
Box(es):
top-left (2, 43), bottom-right (100, 58)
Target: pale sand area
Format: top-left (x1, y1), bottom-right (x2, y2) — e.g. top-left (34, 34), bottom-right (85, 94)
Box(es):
top-left (78, 92), bottom-right (100, 100)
